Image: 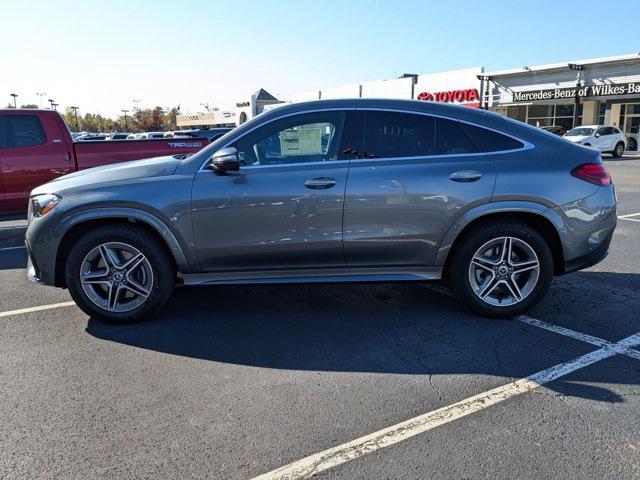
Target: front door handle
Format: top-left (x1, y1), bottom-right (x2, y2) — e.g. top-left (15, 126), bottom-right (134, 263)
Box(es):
top-left (450, 170), bottom-right (482, 182)
top-left (305, 177), bottom-right (337, 189)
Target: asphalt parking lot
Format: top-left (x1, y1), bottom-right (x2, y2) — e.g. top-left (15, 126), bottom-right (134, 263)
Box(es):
top-left (1, 156), bottom-right (639, 479)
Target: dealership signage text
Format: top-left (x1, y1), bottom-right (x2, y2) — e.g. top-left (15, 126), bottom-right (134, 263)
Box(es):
top-left (512, 82), bottom-right (640, 102)
top-left (417, 88), bottom-right (479, 104)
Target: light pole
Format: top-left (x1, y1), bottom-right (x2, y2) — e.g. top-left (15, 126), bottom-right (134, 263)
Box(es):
top-left (10, 93), bottom-right (18, 108)
top-left (70, 106), bottom-right (80, 132)
top-left (36, 91), bottom-right (46, 109)
top-left (121, 109), bottom-right (129, 130)
top-left (568, 63), bottom-right (584, 128)
top-left (48, 99), bottom-right (55, 110)
top-left (133, 98), bottom-right (142, 112)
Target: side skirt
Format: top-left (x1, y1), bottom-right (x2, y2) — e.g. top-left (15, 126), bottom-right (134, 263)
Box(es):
top-left (182, 267), bottom-right (442, 286)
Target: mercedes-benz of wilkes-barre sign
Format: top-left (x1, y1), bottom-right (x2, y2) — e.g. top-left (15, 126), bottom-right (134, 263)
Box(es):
top-left (512, 82), bottom-right (640, 102)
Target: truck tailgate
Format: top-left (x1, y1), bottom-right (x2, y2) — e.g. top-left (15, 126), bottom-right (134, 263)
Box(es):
top-left (73, 138), bottom-right (209, 170)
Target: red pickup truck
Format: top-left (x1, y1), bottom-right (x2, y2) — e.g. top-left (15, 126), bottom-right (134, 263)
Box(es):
top-left (0, 109), bottom-right (209, 214)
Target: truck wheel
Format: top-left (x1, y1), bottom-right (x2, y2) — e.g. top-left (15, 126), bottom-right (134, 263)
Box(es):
top-left (449, 221), bottom-right (553, 318)
top-left (65, 224), bottom-right (175, 323)
top-left (612, 142), bottom-right (624, 158)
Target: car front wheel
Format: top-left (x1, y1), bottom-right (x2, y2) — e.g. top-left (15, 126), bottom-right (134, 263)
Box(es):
top-left (65, 224), bottom-right (175, 323)
top-left (450, 221), bottom-right (553, 318)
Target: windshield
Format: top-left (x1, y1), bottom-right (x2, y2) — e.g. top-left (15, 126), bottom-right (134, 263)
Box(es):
top-left (566, 127), bottom-right (594, 136)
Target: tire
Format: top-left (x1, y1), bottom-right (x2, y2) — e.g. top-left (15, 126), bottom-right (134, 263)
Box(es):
top-left (612, 142), bottom-right (624, 158)
top-left (449, 221), bottom-right (553, 319)
top-left (65, 224), bottom-right (175, 323)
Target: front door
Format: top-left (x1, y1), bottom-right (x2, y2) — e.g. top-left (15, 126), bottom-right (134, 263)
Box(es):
top-left (191, 110), bottom-right (354, 272)
top-left (344, 110), bottom-right (497, 268)
top-left (0, 113), bottom-right (72, 213)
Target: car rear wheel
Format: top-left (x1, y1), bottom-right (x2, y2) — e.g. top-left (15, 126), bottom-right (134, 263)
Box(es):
top-left (612, 142), bottom-right (624, 158)
top-left (450, 221), bottom-right (553, 318)
top-left (65, 225), bottom-right (175, 323)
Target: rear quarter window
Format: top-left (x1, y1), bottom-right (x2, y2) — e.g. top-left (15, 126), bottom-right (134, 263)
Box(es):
top-left (460, 122), bottom-right (524, 152)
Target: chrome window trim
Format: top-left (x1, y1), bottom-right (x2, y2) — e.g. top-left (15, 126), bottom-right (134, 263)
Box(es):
top-left (197, 107), bottom-right (355, 172)
top-left (197, 105), bottom-right (535, 172)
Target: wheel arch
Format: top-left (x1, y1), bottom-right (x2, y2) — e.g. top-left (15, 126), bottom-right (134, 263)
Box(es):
top-left (53, 208), bottom-right (192, 287)
top-left (436, 202), bottom-right (566, 277)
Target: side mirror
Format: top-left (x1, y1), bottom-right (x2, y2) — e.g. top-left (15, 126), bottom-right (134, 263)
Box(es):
top-left (209, 147), bottom-right (239, 172)
top-left (594, 133), bottom-right (601, 138)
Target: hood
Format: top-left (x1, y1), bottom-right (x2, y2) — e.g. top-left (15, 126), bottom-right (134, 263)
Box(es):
top-left (564, 135), bottom-right (592, 143)
top-left (31, 155), bottom-right (181, 195)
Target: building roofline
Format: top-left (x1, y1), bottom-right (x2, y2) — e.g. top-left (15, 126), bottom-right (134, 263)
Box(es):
top-left (483, 52), bottom-right (640, 78)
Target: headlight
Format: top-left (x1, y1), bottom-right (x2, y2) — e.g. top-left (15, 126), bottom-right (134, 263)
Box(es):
top-left (31, 194), bottom-right (61, 217)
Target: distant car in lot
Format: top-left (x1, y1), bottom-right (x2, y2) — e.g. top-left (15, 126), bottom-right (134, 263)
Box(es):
top-left (25, 99), bottom-right (617, 323)
top-left (541, 125), bottom-right (567, 136)
top-left (108, 132), bottom-right (132, 141)
top-left (76, 133), bottom-right (109, 141)
top-left (165, 128), bottom-right (233, 142)
top-left (564, 125), bottom-right (626, 157)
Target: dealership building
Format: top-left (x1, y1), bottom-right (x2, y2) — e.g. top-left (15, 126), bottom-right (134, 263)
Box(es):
top-left (483, 53), bottom-right (640, 150)
top-left (177, 52), bottom-right (640, 150)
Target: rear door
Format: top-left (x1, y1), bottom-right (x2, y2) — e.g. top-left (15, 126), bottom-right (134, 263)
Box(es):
top-left (343, 110), bottom-right (497, 268)
top-left (0, 113), bottom-right (72, 213)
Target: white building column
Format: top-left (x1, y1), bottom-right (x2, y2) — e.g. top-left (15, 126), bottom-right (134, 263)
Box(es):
top-left (580, 101), bottom-right (598, 125)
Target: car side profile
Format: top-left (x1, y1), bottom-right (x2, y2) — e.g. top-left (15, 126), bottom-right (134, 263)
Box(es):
top-left (564, 125), bottom-right (626, 157)
top-left (25, 99), bottom-right (617, 323)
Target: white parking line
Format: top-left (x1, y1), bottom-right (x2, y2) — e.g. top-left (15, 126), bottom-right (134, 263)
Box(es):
top-left (0, 301), bottom-right (76, 318)
top-left (618, 212), bottom-right (640, 222)
top-left (253, 331), bottom-right (640, 480)
top-left (0, 245), bottom-right (26, 251)
top-left (518, 315), bottom-right (640, 361)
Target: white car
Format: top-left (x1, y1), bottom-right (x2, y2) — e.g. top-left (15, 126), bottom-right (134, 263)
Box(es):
top-left (564, 125), bottom-right (626, 157)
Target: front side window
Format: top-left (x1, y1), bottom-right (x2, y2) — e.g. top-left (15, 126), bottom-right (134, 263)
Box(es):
top-left (233, 111), bottom-right (347, 166)
top-left (566, 127), bottom-right (594, 136)
top-left (363, 111), bottom-right (435, 158)
top-left (1, 115), bottom-right (46, 148)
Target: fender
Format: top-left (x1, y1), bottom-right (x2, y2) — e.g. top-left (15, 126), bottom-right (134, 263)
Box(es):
top-left (54, 207), bottom-right (193, 273)
top-left (433, 201), bottom-right (567, 267)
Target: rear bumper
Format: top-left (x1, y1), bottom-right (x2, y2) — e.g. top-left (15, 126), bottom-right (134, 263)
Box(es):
top-left (563, 229), bottom-right (613, 274)
top-left (553, 185), bottom-right (617, 275)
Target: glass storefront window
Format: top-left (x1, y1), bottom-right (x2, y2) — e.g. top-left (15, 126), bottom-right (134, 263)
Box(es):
top-left (528, 105), bottom-right (554, 118)
top-left (527, 103), bottom-right (576, 130)
top-left (555, 104), bottom-right (574, 117)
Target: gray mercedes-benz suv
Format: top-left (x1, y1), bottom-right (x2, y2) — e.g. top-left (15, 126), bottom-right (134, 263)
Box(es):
top-left (25, 99), bottom-right (616, 323)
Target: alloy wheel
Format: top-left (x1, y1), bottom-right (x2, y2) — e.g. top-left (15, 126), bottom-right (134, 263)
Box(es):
top-left (79, 242), bottom-right (153, 312)
top-left (468, 236), bottom-right (540, 307)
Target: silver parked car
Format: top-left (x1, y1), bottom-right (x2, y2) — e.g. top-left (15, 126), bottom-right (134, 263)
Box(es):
top-left (25, 99), bottom-right (616, 323)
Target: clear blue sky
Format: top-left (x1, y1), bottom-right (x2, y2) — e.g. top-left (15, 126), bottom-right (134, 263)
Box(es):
top-left (2, 0), bottom-right (638, 116)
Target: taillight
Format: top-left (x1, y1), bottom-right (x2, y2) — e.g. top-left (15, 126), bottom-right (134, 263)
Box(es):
top-left (571, 163), bottom-right (611, 186)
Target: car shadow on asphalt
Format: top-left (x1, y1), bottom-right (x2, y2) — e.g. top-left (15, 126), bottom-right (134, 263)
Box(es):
top-left (86, 272), bottom-right (640, 403)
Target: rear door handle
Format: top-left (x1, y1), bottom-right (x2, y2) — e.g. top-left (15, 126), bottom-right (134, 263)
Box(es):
top-left (305, 177), bottom-right (337, 189)
top-left (450, 170), bottom-right (482, 182)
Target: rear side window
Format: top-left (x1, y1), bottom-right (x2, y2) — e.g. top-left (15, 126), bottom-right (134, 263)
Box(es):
top-left (460, 123), bottom-right (524, 152)
top-left (1, 115), bottom-right (47, 148)
top-left (436, 118), bottom-right (479, 155)
top-left (363, 111), bottom-right (435, 158)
